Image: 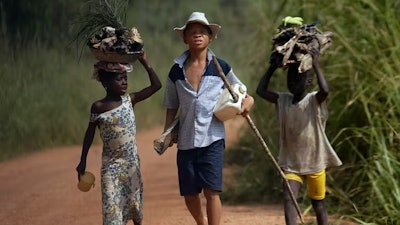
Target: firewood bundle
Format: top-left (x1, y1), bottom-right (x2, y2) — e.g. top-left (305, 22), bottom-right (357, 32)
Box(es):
top-left (271, 16), bottom-right (333, 73)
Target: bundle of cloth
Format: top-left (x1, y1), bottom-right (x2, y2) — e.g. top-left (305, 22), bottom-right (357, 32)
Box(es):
top-left (271, 16), bottom-right (333, 73)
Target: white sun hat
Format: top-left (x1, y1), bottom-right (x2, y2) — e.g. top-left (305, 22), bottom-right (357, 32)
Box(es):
top-left (174, 12), bottom-right (221, 40)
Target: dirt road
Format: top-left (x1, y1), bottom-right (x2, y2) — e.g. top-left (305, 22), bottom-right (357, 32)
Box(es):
top-left (0, 118), bottom-right (351, 225)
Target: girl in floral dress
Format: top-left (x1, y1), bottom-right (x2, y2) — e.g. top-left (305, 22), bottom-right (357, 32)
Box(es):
top-left (76, 51), bottom-right (161, 225)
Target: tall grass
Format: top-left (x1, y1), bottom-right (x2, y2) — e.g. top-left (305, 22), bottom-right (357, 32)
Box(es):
top-left (0, 45), bottom-right (91, 160)
top-left (326, 1), bottom-right (400, 223)
top-left (224, 0), bottom-right (400, 224)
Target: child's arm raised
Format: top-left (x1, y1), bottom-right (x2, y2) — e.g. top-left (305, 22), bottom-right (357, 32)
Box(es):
top-left (310, 48), bottom-right (329, 104)
top-left (256, 52), bottom-right (280, 104)
top-left (131, 51), bottom-right (162, 104)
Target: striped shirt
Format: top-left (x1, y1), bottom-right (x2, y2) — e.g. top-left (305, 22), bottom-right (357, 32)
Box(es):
top-left (163, 49), bottom-right (243, 150)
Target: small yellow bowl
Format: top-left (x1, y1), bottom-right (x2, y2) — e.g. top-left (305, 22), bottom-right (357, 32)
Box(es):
top-left (77, 171), bottom-right (95, 192)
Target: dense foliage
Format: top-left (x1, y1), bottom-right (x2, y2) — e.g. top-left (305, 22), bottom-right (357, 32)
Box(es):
top-left (1, 0), bottom-right (399, 224)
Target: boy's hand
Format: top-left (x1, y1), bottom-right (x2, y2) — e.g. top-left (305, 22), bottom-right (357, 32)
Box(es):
top-left (241, 94), bottom-right (254, 116)
top-left (308, 47), bottom-right (320, 66)
top-left (269, 51), bottom-right (283, 69)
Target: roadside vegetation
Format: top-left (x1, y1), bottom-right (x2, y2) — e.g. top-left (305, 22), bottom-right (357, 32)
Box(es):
top-left (1, 0), bottom-right (399, 224)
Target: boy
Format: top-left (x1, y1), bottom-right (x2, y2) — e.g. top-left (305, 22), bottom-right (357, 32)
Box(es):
top-left (162, 12), bottom-right (254, 225)
top-left (256, 48), bottom-right (342, 225)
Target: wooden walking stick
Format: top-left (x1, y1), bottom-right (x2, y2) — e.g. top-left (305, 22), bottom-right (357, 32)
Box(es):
top-left (212, 56), bottom-right (305, 224)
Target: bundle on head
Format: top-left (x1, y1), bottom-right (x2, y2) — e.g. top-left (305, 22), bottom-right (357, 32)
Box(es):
top-left (72, 0), bottom-right (143, 62)
top-left (271, 16), bottom-right (333, 73)
top-left (88, 26), bottom-right (143, 53)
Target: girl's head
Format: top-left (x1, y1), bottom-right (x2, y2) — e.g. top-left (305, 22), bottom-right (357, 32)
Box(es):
top-left (93, 61), bottom-right (132, 95)
top-left (287, 63), bottom-right (313, 96)
top-left (98, 70), bottom-right (128, 95)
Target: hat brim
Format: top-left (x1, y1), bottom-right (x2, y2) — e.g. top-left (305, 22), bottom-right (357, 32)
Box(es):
top-left (174, 22), bottom-right (221, 40)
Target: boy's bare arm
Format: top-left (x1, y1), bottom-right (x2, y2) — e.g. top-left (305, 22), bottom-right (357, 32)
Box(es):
top-left (310, 48), bottom-right (329, 104)
top-left (164, 108), bottom-right (178, 131)
top-left (257, 56), bottom-right (279, 103)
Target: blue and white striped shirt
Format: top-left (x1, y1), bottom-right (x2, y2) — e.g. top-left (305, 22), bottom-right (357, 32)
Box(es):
top-left (163, 49), bottom-right (243, 150)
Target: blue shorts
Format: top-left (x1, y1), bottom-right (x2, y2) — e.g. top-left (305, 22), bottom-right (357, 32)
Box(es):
top-left (177, 139), bottom-right (225, 196)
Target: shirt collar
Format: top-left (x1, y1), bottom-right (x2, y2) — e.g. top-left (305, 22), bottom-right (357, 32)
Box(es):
top-left (174, 48), bottom-right (215, 68)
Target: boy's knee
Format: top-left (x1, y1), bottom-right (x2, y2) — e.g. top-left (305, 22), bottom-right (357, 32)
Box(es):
top-left (283, 191), bottom-right (293, 202)
top-left (184, 194), bottom-right (200, 203)
top-left (203, 188), bottom-right (220, 200)
top-left (311, 199), bottom-right (326, 210)
top-left (283, 179), bottom-right (302, 202)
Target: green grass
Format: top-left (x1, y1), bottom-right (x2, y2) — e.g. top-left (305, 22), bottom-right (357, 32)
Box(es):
top-left (223, 0), bottom-right (400, 224)
top-left (0, 45), bottom-right (94, 160)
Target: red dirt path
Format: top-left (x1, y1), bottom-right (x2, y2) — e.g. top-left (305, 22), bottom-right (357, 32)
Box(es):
top-left (0, 118), bottom-right (353, 225)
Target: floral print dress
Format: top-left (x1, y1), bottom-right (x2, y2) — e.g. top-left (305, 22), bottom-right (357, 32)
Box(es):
top-left (90, 94), bottom-right (143, 225)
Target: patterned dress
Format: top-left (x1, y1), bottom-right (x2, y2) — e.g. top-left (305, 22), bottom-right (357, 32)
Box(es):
top-left (90, 94), bottom-right (143, 225)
